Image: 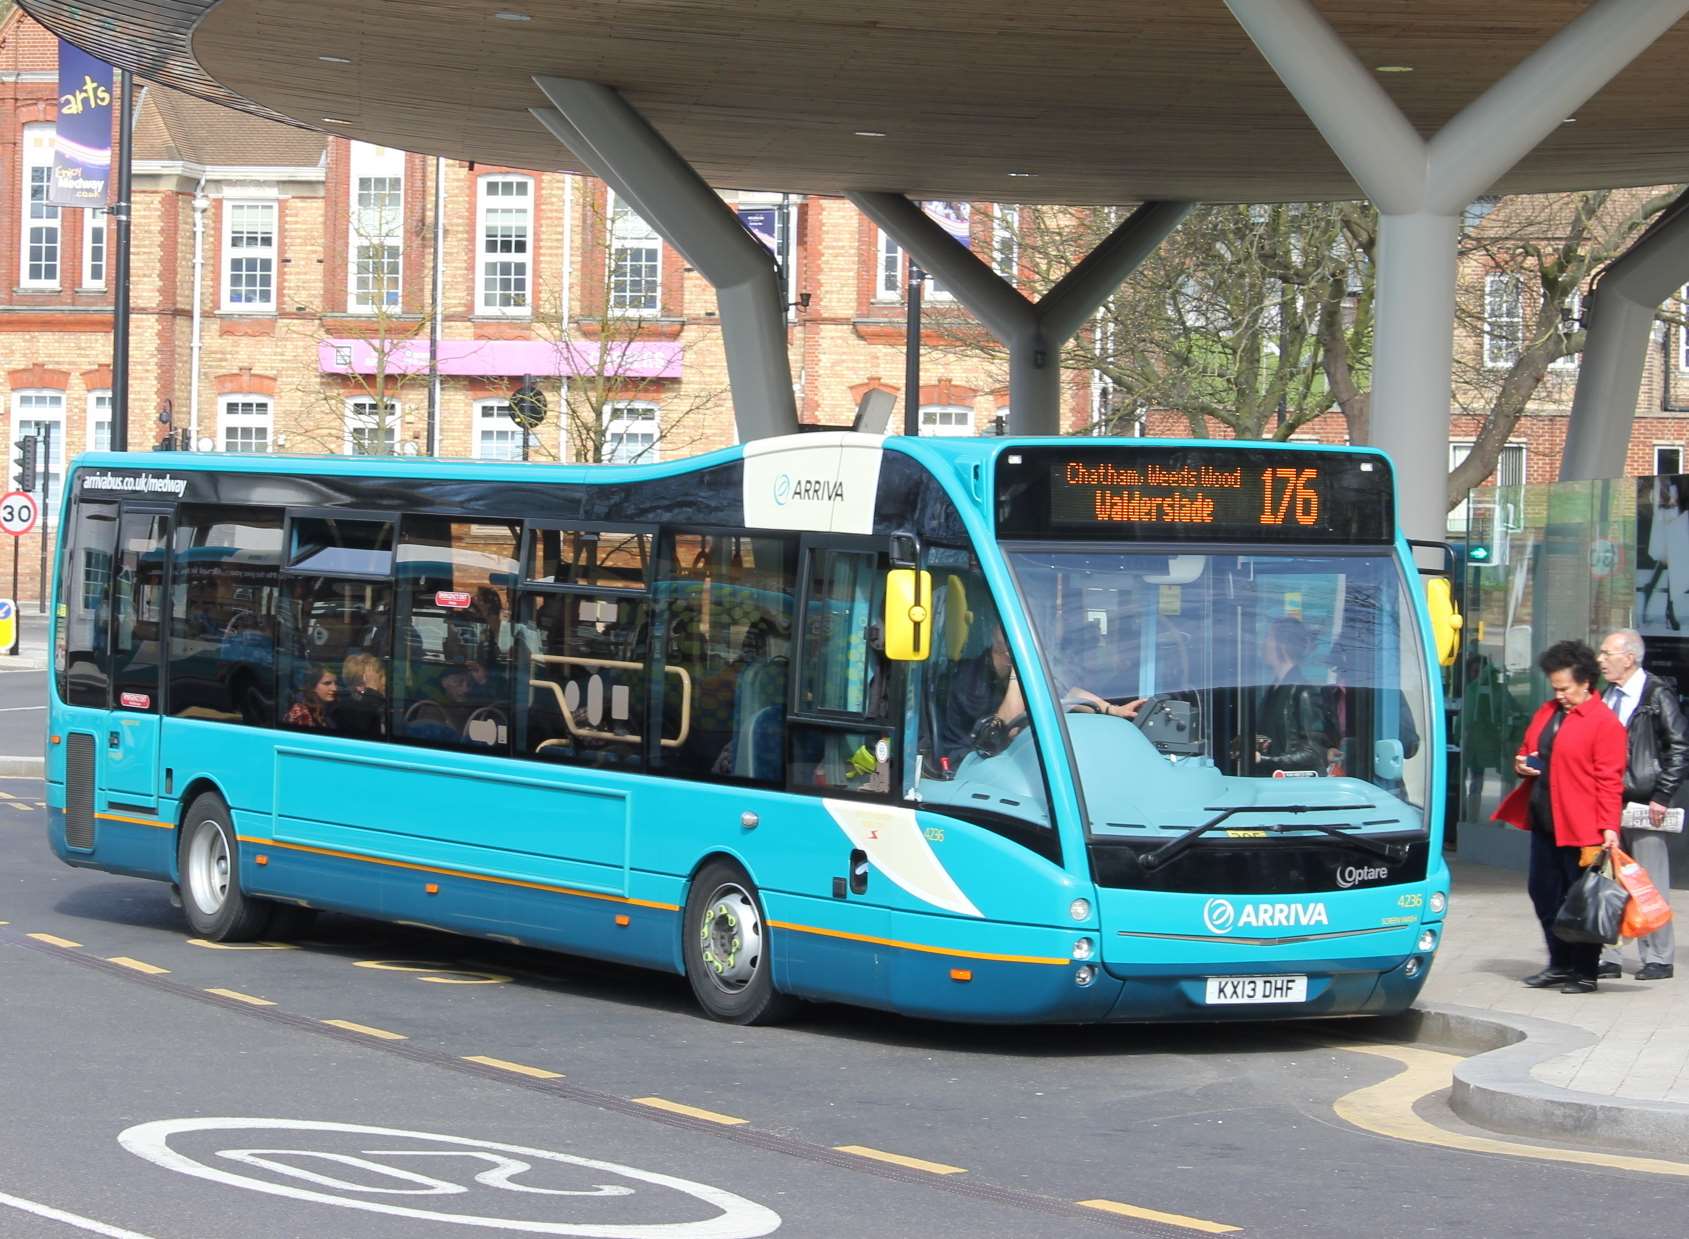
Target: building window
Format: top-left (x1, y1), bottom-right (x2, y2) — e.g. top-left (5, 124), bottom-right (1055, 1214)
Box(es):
top-left (1483, 272), bottom-right (1523, 368)
top-left (1449, 439), bottom-right (1526, 532)
top-left (919, 404), bottom-right (973, 437)
top-left (81, 209), bottom-right (106, 289)
top-left (602, 402), bottom-right (659, 464)
top-left (992, 205), bottom-right (1019, 281)
top-left (608, 191), bottom-right (661, 314)
top-left (1655, 445), bottom-right (1683, 476)
top-left (218, 397), bottom-right (273, 453)
top-left (920, 201), bottom-right (968, 302)
top-left (10, 390), bottom-right (66, 521)
top-left (87, 390), bottom-right (111, 453)
top-left (476, 175), bottom-right (531, 315)
top-left (875, 229), bottom-right (902, 302)
top-left (1549, 288), bottom-right (1583, 371)
top-left (1681, 287), bottom-right (1689, 371)
top-left (21, 124), bottom-right (60, 288)
top-left (346, 398), bottom-right (400, 455)
top-left (223, 201), bottom-right (277, 311)
top-left (473, 398), bottom-right (535, 460)
top-left (349, 142), bottom-right (404, 310)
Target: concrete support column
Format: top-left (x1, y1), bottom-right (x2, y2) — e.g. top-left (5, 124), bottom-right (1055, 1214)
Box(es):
top-left (530, 78), bottom-right (798, 442)
top-left (1561, 193), bottom-right (1689, 480)
top-left (1227, 0), bottom-right (1689, 540)
top-left (849, 193), bottom-right (1188, 437)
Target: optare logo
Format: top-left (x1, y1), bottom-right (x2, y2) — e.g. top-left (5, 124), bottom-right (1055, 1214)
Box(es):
top-left (772, 473), bottom-right (793, 506)
top-left (1202, 898), bottom-right (1236, 934)
top-left (1336, 862), bottom-right (1389, 889)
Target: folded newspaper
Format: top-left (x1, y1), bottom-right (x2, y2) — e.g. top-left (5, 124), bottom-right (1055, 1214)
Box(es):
top-left (1621, 802), bottom-right (1685, 833)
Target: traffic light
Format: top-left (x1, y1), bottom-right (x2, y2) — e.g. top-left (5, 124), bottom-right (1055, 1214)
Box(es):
top-left (14, 436), bottom-right (36, 492)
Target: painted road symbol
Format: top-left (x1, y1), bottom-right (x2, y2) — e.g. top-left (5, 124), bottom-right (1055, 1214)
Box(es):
top-left (120, 1118), bottom-right (782, 1236)
top-left (0, 492), bottom-right (38, 537)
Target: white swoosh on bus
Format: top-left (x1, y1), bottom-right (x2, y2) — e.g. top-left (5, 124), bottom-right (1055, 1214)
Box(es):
top-left (822, 800), bottom-right (982, 918)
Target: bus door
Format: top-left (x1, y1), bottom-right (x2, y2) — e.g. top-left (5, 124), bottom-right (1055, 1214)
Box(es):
top-left (102, 506), bottom-right (172, 807)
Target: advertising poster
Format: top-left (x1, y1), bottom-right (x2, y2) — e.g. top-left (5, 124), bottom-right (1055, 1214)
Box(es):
top-left (1635, 475), bottom-right (1689, 636)
top-left (50, 40), bottom-right (114, 208)
top-left (735, 207), bottom-right (779, 257)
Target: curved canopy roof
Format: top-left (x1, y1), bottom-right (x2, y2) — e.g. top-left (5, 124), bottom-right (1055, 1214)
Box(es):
top-left (19, 0), bottom-right (1689, 203)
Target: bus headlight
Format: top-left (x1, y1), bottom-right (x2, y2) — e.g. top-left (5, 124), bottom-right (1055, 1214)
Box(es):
top-left (1418, 929), bottom-right (1438, 953)
top-left (1429, 891), bottom-right (1447, 916)
top-left (1072, 937), bottom-right (1094, 961)
top-left (1074, 965), bottom-right (1096, 987)
top-left (1069, 898), bottom-right (1092, 922)
top-left (1403, 957), bottom-right (1422, 979)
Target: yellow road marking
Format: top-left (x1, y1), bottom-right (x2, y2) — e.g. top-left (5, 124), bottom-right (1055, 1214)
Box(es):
top-left (1333, 1042), bottom-right (1689, 1176)
top-left (321, 1019), bottom-right (407, 1041)
top-left (106, 956), bottom-right (169, 975)
top-left (353, 960), bottom-right (510, 985)
top-left (0, 789), bottom-right (16, 799)
top-left (205, 987), bottom-right (275, 1006)
top-left (463, 1055), bottom-right (564, 1080)
top-left (27, 933), bottom-right (80, 948)
top-left (633, 1097), bottom-right (749, 1125)
top-left (1079, 1199), bottom-right (1241, 1233)
top-left (186, 938), bottom-right (297, 951)
top-left (832, 1145), bottom-right (967, 1175)
top-left (7, 802), bottom-right (35, 811)
top-left (0, 921), bottom-right (8, 926)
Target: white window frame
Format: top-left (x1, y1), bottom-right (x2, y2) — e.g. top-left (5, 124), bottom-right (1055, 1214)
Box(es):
top-left (919, 201), bottom-right (968, 302)
top-left (992, 205), bottom-right (1019, 281)
top-left (475, 174), bottom-right (532, 317)
top-left (602, 401), bottom-right (659, 464)
top-left (874, 228), bottom-right (902, 302)
top-left (86, 389), bottom-right (111, 454)
top-left (1680, 286), bottom-right (1689, 371)
top-left (10, 390), bottom-right (66, 524)
top-left (918, 404), bottom-right (973, 437)
top-left (80, 208), bottom-right (107, 290)
top-left (1483, 272), bottom-right (1523, 369)
top-left (1549, 288), bottom-right (1582, 371)
top-left (345, 397), bottom-right (401, 455)
top-left (221, 199), bottom-right (277, 312)
top-left (348, 141), bottom-right (404, 311)
top-left (217, 395), bottom-right (273, 454)
top-left (1449, 439), bottom-right (1527, 532)
top-left (1654, 444), bottom-right (1684, 476)
top-left (607, 189), bottom-right (662, 316)
top-left (21, 124), bottom-right (60, 288)
top-left (472, 397), bottom-right (536, 460)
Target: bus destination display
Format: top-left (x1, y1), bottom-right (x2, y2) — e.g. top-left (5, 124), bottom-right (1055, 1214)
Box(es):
top-left (995, 446), bottom-right (1393, 543)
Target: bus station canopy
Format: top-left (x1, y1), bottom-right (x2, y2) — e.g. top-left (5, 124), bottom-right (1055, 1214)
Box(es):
top-left (20, 0), bottom-right (1689, 205)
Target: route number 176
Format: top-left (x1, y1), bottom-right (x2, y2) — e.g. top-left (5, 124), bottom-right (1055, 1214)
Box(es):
top-left (1259, 467), bottom-right (1319, 527)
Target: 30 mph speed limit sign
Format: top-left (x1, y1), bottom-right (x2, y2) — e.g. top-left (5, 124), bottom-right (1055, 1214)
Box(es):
top-left (0, 491), bottom-right (40, 537)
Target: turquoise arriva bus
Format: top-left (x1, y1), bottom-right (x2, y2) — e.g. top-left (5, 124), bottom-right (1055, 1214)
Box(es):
top-left (46, 433), bottom-right (1449, 1024)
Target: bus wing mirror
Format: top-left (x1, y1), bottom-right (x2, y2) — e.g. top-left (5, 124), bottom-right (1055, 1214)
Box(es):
top-left (1425, 575), bottom-right (1462, 668)
top-left (884, 569), bottom-right (933, 661)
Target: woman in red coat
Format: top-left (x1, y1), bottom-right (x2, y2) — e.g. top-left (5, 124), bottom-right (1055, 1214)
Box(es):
top-left (1492, 640), bottom-right (1625, 993)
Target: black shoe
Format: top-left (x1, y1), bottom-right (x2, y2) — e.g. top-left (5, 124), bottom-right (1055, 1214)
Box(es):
top-left (1560, 976), bottom-right (1598, 994)
top-left (1636, 963), bottom-right (1675, 981)
top-left (1597, 962), bottom-right (1623, 979)
top-left (1523, 967), bottom-right (1573, 988)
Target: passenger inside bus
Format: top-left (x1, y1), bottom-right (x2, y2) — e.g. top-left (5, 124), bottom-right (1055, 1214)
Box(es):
top-left (338, 652), bottom-right (387, 738)
top-left (1248, 616), bottom-right (1333, 776)
top-left (284, 664), bottom-right (338, 729)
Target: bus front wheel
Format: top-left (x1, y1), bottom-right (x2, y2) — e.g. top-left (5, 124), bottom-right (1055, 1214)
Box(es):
top-left (682, 861), bottom-right (797, 1025)
top-left (178, 794), bottom-right (273, 942)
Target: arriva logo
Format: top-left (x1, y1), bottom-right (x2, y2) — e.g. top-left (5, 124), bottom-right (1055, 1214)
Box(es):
top-left (773, 475), bottom-right (846, 506)
top-left (1203, 898), bottom-right (1329, 934)
top-left (1335, 863), bottom-right (1389, 889)
top-left (772, 473), bottom-right (793, 506)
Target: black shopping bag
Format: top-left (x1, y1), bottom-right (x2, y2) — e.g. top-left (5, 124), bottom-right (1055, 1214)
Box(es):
top-left (1552, 856), bottom-right (1628, 945)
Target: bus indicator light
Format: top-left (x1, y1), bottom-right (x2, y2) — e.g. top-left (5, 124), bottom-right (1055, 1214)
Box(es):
top-left (949, 968), bottom-right (972, 982)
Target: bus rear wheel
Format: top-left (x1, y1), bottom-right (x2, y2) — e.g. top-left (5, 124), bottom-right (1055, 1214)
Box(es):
top-left (682, 862), bottom-right (796, 1025)
top-left (178, 794), bottom-right (273, 942)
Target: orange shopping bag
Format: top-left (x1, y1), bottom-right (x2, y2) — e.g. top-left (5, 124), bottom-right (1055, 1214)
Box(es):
top-left (1613, 848), bottom-right (1675, 939)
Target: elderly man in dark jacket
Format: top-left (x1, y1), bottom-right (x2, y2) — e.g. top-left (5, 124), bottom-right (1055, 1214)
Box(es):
top-left (1596, 629), bottom-right (1687, 980)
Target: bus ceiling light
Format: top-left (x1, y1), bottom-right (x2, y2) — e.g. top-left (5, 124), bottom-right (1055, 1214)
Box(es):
top-left (1074, 964), bottom-right (1096, 987)
top-left (1429, 891), bottom-right (1447, 916)
top-left (1418, 929), bottom-right (1438, 953)
top-left (1072, 937), bottom-right (1094, 961)
top-left (1403, 957), bottom-right (1422, 979)
top-left (1069, 898), bottom-right (1092, 922)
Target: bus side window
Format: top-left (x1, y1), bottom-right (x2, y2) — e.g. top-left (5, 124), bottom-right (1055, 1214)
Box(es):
top-left (59, 498), bottom-right (118, 708)
top-left (277, 518), bottom-right (395, 733)
top-left (517, 589), bottom-right (649, 770)
top-left (167, 506), bottom-right (283, 726)
top-left (111, 511), bottom-right (169, 713)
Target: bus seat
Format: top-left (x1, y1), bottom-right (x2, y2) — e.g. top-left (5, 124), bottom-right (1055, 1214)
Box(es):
top-left (746, 704), bottom-right (784, 783)
top-left (731, 656), bottom-right (787, 778)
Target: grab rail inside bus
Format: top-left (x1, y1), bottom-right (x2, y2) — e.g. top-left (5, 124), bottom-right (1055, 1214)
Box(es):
top-left (528, 654), bottom-right (691, 749)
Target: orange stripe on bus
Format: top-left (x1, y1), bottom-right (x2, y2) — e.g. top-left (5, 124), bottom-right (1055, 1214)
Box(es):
top-left (234, 835), bottom-right (680, 912)
top-left (95, 812), bottom-right (171, 830)
top-left (767, 919), bottom-right (1068, 967)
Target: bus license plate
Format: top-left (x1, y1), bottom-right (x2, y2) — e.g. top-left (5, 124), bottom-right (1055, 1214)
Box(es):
top-left (1203, 975), bottom-right (1308, 1005)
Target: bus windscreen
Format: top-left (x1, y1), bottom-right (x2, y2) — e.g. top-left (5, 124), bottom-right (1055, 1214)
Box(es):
top-left (995, 446), bottom-right (1394, 544)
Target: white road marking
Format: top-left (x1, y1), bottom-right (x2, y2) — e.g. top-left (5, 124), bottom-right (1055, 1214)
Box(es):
top-left (120, 1118), bottom-right (782, 1236)
top-left (0, 704), bottom-right (45, 711)
top-left (0, 1189), bottom-right (158, 1238)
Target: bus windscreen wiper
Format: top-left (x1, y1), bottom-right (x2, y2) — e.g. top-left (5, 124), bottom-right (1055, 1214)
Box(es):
top-left (1139, 801), bottom-right (1380, 872)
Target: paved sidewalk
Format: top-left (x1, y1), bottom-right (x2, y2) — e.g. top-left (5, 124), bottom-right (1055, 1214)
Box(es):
top-left (1425, 855), bottom-right (1689, 1107)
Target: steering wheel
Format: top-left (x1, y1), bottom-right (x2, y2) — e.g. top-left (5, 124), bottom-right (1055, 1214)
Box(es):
top-left (464, 706), bottom-right (507, 744)
top-left (1063, 698), bottom-right (1105, 715)
top-left (222, 609), bottom-right (258, 637)
top-left (404, 700), bottom-right (449, 727)
top-left (970, 712), bottom-right (1029, 757)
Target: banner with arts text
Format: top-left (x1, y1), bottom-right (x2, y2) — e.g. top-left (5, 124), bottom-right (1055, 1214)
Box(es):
top-left (50, 40), bottom-right (114, 208)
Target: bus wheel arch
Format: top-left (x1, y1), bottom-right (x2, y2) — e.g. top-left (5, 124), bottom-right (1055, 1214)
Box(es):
top-left (680, 855), bottom-right (798, 1025)
top-left (176, 788), bottom-right (273, 942)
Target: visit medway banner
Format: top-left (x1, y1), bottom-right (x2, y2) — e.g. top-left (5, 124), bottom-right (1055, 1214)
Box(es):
top-left (50, 39), bottom-right (114, 208)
